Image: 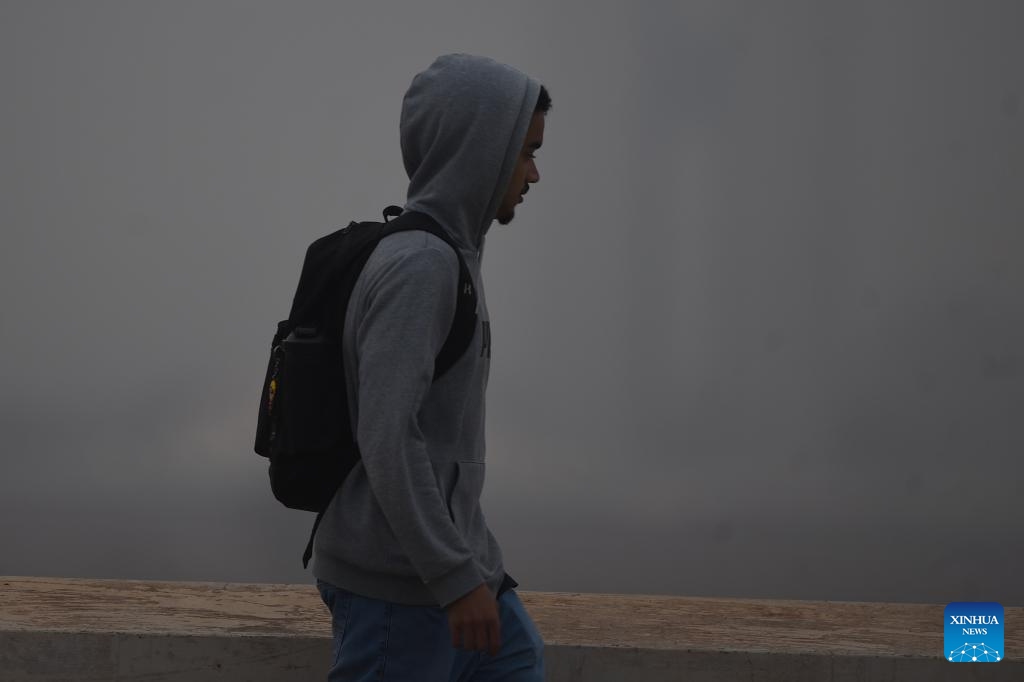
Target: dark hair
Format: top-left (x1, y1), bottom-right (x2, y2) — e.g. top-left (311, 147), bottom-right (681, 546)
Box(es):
top-left (535, 85), bottom-right (552, 113)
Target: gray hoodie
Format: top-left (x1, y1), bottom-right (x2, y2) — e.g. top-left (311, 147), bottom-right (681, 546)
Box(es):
top-left (311, 54), bottom-right (542, 608)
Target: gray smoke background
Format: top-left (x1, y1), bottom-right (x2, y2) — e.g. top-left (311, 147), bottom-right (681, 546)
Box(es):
top-left (2, 1), bottom-right (1022, 605)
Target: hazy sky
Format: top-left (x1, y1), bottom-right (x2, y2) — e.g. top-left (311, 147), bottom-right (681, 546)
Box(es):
top-left (2, 1), bottom-right (1022, 605)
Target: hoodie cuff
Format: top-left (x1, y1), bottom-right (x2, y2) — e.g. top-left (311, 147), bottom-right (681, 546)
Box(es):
top-left (426, 559), bottom-right (485, 608)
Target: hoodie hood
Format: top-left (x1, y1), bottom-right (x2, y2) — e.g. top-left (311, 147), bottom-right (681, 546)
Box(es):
top-left (401, 54), bottom-right (542, 253)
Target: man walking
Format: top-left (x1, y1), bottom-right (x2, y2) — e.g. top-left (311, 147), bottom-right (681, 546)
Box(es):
top-left (312, 54), bottom-right (550, 681)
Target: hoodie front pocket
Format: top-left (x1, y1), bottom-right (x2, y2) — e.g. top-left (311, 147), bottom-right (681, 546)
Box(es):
top-left (448, 461), bottom-right (485, 537)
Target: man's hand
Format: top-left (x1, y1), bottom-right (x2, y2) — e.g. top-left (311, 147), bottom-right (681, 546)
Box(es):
top-left (445, 583), bottom-right (501, 656)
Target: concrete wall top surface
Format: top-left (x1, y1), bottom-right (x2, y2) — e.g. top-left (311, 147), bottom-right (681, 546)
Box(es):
top-left (3, 576), bottom-right (1021, 659)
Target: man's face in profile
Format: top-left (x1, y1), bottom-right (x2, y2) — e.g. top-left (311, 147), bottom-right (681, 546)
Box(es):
top-left (496, 111), bottom-right (545, 225)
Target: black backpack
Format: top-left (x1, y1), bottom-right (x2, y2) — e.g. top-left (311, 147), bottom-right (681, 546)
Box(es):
top-left (255, 206), bottom-right (478, 567)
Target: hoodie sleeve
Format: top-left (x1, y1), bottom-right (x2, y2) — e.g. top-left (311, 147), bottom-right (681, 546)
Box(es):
top-left (351, 238), bottom-right (484, 607)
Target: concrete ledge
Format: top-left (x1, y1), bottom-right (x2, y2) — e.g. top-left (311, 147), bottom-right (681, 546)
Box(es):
top-left (1, 576), bottom-right (1020, 680)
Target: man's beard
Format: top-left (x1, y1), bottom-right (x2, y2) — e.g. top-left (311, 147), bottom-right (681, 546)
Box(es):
top-left (497, 186), bottom-right (527, 225)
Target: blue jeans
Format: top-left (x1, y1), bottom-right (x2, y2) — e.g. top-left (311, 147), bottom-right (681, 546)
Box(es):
top-left (317, 579), bottom-right (545, 682)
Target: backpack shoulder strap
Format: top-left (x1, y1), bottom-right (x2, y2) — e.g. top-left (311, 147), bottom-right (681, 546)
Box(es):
top-left (374, 209), bottom-right (479, 380)
top-left (433, 248), bottom-right (477, 379)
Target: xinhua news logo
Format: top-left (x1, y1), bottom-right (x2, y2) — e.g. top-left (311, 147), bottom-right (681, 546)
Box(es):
top-left (945, 602), bottom-right (1003, 662)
